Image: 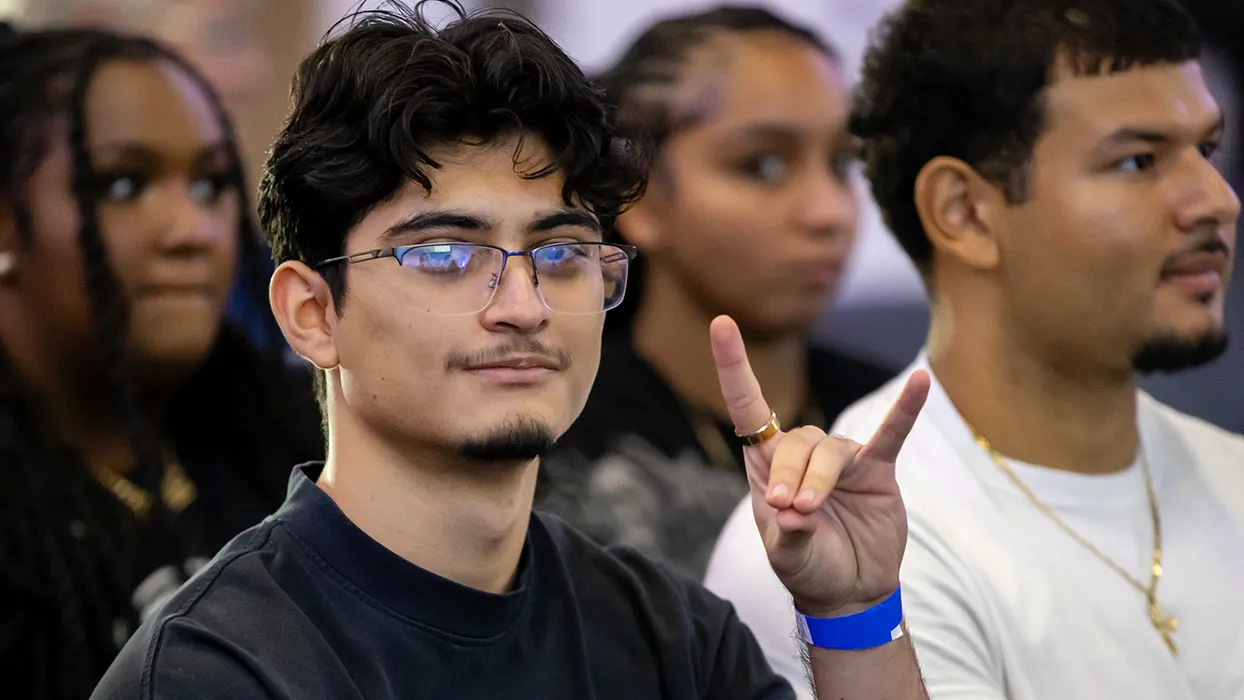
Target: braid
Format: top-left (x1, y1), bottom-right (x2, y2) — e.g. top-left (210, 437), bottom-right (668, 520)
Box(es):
top-left (66, 41), bottom-right (167, 497)
top-left (0, 32), bottom-right (144, 695)
top-left (0, 28), bottom-right (323, 696)
top-left (598, 6), bottom-right (833, 154)
top-left (595, 6), bottom-right (836, 331)
top-left (0, 344), bottom-right (121, 697)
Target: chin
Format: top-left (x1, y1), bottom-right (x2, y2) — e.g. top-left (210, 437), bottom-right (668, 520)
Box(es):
top-left (736, 302), bottom-right (825, 343)
top-left (1133, 330), bottom-right (1229, 374)
top-left (134, 335), bottom-right (218, 368)
top-left (454, 415), bottom-right (557, 464)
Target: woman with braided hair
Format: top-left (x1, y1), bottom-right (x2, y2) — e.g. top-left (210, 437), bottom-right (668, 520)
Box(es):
top-left (536, 6), bottom-right (894, 580)
top-left (0, 23), bottom-right (323, 698)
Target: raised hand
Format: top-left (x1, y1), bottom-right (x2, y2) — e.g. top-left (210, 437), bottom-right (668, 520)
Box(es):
top-left (709, 315), bottom-right (930, 618)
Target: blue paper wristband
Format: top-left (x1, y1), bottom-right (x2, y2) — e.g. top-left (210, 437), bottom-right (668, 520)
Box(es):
top-left (796, 587), bottom-right (905, 651)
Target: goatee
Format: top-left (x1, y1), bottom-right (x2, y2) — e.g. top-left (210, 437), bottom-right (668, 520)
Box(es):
top-left (1133, 332), bottom-right (1228, 374)
top-left (456, 416), bottom-right (556, 464)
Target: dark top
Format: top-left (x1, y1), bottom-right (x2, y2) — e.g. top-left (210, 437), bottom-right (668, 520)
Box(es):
top-left (0, 447), bottom-right (282, 698)
top-left (92, 464), bottom-right (795, 700)
top-left (537, 332), bottom-right (893, 578)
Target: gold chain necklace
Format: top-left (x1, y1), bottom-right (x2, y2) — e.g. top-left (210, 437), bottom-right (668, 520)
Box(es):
top-left (89, 451), bottom-right (198, 520)
top-left (970, 429), bottom-right (1178, 656)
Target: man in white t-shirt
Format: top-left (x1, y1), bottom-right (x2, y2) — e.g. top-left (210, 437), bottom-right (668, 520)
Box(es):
top-left (703, 1), bottom-right (1244, 698)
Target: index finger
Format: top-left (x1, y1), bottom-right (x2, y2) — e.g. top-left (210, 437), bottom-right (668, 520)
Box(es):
top-left (709, 315), bottom-right (775, 438)
top-left (857, 370), bottom-right (931, 464)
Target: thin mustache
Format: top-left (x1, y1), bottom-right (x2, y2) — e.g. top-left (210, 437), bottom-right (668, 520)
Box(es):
top-left (1164, 235), bottom-right (1231, 267)
top-left (446, 341), bottom-right (571, 371)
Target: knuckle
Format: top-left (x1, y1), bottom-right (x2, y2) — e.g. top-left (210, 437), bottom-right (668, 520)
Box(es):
top-left (793, 425), bottom-right (826, 443)
top-left (826, 434), bottom-right (862, 454)
top-left (727, 392), bottom-right (764, 418)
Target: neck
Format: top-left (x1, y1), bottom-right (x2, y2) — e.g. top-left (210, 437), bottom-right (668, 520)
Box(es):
top-left (631, 270), bottom-right (809, 423)
top-left (320, 412), bottom-right (535, 595)
top-left (927, 296), bottom-right (1139, 475)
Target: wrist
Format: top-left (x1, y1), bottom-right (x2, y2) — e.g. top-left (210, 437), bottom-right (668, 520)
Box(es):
top-left (793, 591), bottom-right (893, 619)
top-left (795, 587), bottom-right (904, 651)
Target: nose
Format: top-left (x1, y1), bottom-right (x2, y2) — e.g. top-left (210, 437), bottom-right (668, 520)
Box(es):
top-left (794, 165), bottom-right (859, 241)
top-left (159, 179), bottom-right (230, 252)
top-left (1174, 151), bottom-right (1241, 235)
top-left (478, 254), bottom-right (550, 333)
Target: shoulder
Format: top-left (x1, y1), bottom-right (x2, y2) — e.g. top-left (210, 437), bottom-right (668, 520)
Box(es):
top-left (536, 512), bottom-right (740, 629)
top-left (535, 514), bottom-right (795, 700)
top-left (703, 499), bottom-right (803, 676)
top-left (537, 512), bottom-right (695, 594)
top-left (94, 520), bottom-right (288, 696)
top-left (1143, 393), bottom-right (1244, 454)
top-left (1142, 394), bottom-right (1244, 514)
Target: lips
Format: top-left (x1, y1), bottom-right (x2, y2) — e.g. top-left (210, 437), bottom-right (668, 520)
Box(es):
top-left (789, 258), bottom-right (844, 288)
top-left (466, 355), bottom-right (560, 371)
top-left (1161, 253), bottom-right (1228, 297)
top-left (465, 357), bottom-right (560, 386)
top-left (134, 282), bottom-right (219, 300)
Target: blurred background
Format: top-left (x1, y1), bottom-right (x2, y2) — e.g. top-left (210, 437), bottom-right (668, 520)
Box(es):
top-left (4, 0), bottom-right (1241, 432)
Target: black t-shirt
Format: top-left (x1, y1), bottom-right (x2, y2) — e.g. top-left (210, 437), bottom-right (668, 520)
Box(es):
top-left (537, 332), bottom-right (893, 578)
top-left (0, 447), bottom-right (282, 697)
top-left (92, 464), bottom-right (795, 700)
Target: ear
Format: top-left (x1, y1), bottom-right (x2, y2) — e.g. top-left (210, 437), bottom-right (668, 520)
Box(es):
top-left (616, 157), bottom-right (677, 252)
top-left (914, 156), bottom-right (1006, 272)
top-left (616, 194), bottom-right (664, 251)
top-left (270, 261), bottom-right (340, 371)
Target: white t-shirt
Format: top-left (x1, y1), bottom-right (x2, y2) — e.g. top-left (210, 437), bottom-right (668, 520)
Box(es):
top-left (704, 354), bottom-right (1244, 700)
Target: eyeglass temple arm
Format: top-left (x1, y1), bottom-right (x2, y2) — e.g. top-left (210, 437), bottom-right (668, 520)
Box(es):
top-left (314, 247), bottom-right (399, 269)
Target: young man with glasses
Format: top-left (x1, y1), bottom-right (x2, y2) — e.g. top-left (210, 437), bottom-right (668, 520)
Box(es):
top-left (92, 4), bottom-right (933, 699)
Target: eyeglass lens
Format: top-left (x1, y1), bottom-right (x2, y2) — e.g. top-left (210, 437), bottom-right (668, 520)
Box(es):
top-left (395, 243), bottom-right (630, 315)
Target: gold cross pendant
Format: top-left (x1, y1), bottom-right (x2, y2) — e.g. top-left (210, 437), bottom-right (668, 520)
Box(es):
top-left (1149, 601), bottom-right (1179, 656)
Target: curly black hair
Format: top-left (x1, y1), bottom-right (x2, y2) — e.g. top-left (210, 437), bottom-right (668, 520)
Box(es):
top-left (260, 0), bottom-right (649, 299)
top-left (259, 0), bottom-right (650, 414)
top-left (593, 6), bottom-right (835, 329)
top-left (852, 0), bottom-right (1202, 277)
top-left (0, 25), bottom-right (322, 698)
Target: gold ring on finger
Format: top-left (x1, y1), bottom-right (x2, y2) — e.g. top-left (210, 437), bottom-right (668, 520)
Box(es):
top-left (737, 411), bottom-right (780, 446)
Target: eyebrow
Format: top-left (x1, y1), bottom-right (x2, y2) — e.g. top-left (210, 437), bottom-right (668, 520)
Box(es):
top-left (1100, 113), bottom-right (1225, 147)
top-left (726, 122), bottom-right (804, 142)
top-left (91, 141), bottom-right (232, 167)
top-left (380, 208), bottom-right (602, 244)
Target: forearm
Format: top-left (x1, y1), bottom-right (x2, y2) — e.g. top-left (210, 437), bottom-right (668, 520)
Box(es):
top-left (807, 624), bottom-right (928, 700)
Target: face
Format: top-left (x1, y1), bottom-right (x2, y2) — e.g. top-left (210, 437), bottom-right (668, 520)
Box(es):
top-left (320, 136), bottom-right (605, 461)
top-left (0, 58), bottom-right (239, 388)
top-left (999, 59), bottom-right (1239, 373)
top-left (626, 32), bottom-right (858, 339)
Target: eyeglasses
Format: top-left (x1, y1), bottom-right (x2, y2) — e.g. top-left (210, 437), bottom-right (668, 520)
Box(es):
top-left (316, 241), bottom-right (637, 316)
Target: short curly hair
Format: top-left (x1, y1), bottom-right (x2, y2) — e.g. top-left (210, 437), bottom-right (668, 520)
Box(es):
top-left (852, 0), bottom-right (1202, 276)
top-left (259, 1), bottom-right (650, 305)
